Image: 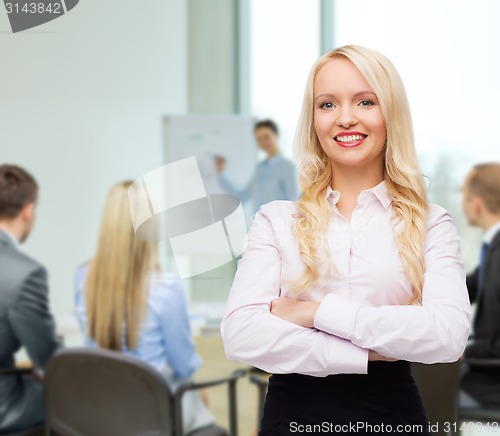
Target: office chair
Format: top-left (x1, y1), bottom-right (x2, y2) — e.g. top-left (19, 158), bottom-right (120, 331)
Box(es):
top-left (455, 358), bottom-right (500, 435)
top-left (0, 426), bottom-right (44, 436)
top-left (0, 367), bottom-right (45, 436)
top-left (411, 361), bottom-right (461, 436)
top-left (43, 348), bottom-right (245, 436)
top-left (247, 367), bottom-right (270, 430)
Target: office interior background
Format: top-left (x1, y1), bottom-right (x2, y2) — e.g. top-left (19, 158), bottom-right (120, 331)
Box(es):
top-left (1, 0), bottom-right (498, 434)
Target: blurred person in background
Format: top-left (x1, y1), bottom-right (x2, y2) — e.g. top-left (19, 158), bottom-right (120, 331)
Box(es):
top-left (460, 162), bottom-right (500, 408)
top-left (215, 119), bottom-right (300, 217)
top-left (74, 180), bottom-right (224, 435)
top-left (0, 164), bottom-right (61, 433)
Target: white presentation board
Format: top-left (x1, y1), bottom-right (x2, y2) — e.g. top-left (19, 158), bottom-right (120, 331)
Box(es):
top-left (161, 115), bottom-right (257, 310)
top-left (163, 114), bottom-right (257, 199)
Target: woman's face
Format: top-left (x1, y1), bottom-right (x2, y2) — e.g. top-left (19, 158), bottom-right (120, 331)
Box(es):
top-left (313, 57), bottom-right (387, 171)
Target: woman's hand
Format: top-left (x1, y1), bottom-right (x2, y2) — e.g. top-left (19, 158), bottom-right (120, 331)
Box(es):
top-left (368, 350), bottom-right (398, 362)
top-left (270, 296), bottom-right (320, 328)
top-left (199, 388), bottom-right (209, 406)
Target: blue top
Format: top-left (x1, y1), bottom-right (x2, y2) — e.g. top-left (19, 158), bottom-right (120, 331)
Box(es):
top-left (74, 264), bottom-right (201, 381)
top-left (218, 153), bottom-right (300, 216)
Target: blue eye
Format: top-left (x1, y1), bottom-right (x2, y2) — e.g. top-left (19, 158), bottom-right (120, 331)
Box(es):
top-left (320, 102), bottom-right (334, 109)
top-left (359, 100), bottom-right (374, 107)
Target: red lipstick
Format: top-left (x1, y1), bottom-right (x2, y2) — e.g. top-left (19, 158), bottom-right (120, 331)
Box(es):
top-left (334, 131), bottom-right (367, 148)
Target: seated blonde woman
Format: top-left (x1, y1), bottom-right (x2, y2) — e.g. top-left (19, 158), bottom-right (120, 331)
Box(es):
top-left (74, 180), bottom-right (217, 434)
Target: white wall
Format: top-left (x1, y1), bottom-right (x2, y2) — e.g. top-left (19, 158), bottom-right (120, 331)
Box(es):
top-left (0, 0), bottom-right (188, 321)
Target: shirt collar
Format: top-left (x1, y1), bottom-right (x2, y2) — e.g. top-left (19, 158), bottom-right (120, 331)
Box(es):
top-left (264, 153), bottom-right (283, 165)
top-left (483, 221), bottom-right (500, 245)
top-left (0, 227), bottom-right (19, 249)
top-left (325, 180), bottom-right (392, 210)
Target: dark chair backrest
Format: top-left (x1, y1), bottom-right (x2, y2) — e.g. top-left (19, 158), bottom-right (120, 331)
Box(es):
top-left (0, 424), bottom-right (44, 436)
top-left (458, 358), bottom-right (500, 423)
top-left (411, 361), bottom-right (461, 436)
top-left (43, 348), bottom-right (175, 436)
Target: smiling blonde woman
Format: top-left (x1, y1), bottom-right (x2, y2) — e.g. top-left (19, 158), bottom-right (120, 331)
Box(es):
top-left (221, 45), bottom-right (471, 435)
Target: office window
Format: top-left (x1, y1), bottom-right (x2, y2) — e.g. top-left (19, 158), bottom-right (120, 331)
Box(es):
top-left (330, 0), bottom-right (500, 268)
top-left (250, 0), bottom-right (320, 158)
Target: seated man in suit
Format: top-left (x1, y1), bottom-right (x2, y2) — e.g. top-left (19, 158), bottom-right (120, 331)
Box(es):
top-left (460, 162), bottom-right (500, 409)
top-left (0, 164), bottom-right (61, 433)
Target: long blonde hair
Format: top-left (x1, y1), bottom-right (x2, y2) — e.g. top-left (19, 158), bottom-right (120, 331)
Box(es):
top-left (85, 180), bottom-right (159, 350)
top-left (290, 45), bottom-right (428, 305)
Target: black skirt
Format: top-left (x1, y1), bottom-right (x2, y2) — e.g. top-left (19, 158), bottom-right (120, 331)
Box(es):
top-left (259, 360), bottom-right (432, 436)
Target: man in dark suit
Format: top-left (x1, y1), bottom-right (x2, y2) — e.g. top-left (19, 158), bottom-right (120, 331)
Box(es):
top-left (0, 164), bottom-right (61, 432)
top-left (460, 162), bottom-right (500, 408)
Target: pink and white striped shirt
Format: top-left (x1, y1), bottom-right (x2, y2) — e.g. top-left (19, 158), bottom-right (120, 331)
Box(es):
top-left (220, 180), bottom-right (471, 376)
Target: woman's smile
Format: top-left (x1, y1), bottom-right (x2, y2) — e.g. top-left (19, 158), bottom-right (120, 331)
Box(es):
top-left (334, 131), bottom-right (368, 148)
